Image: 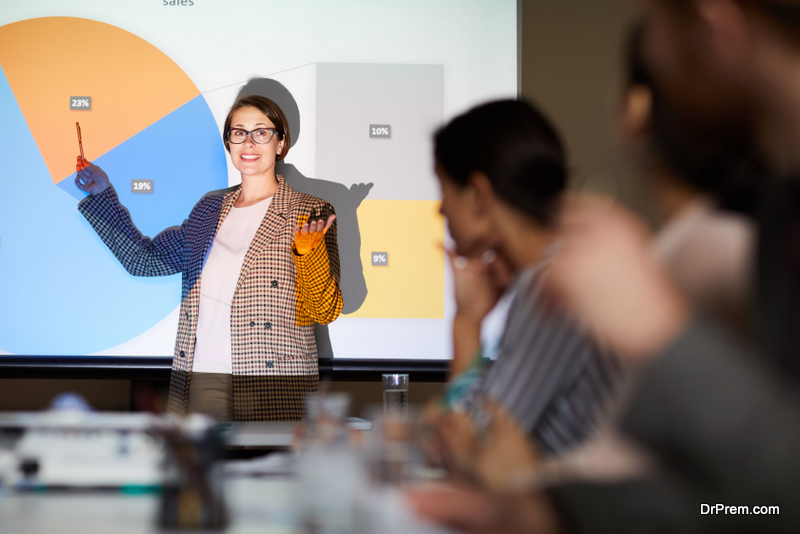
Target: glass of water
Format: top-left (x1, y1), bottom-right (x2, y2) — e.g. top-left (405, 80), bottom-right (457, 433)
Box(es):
top-left (382, 373), bottom-right (409, 417)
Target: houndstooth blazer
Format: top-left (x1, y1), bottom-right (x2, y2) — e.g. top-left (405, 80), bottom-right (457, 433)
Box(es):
top-left (79, 175), bottom-right (342, 420)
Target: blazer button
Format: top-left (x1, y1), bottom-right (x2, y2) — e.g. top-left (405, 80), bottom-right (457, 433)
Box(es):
top-left (264, 322), bottom-right (272, 330)
top-left (271, 280), bottom-right (279, 288)
top-left (179, 351), bottom-right (186, 358)
top-left (250, 321), bottom-right (256, 327)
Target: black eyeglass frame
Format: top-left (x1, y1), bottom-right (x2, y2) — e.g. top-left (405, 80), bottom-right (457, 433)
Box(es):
top-left (225, 128), bottom-right (280, 145)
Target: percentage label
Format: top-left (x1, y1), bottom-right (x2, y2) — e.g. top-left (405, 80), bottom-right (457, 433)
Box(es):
top-left (371, 252), bottom-right (388, 266)
top-left (131, 179), bottom-right (154, 193)
top-left (70, 96), bottom-right (92, 110)
top-left (369, 124), bottom-right (391, 138)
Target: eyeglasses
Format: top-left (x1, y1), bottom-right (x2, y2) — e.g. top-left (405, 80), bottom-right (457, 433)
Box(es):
top-left (225, 128), bottom-right (279, 144)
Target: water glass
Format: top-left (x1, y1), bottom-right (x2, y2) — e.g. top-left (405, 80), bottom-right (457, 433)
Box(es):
top-left (382, 373), bottom-right (409, 417)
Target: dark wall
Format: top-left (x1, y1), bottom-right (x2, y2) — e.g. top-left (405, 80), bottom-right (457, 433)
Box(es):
top-left (520, 0), bottom-right (643, 210)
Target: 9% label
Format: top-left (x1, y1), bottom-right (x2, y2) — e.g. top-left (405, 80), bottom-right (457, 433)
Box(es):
top-left (371, 252), bottom-right (388, 266)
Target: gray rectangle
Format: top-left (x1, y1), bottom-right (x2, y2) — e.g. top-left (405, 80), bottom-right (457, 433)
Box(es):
top-left (69, 96), bottom-right (92, 110)
top-left (371, 252), bottom-right (388, 266)
top-left (316, 63), bottom-right (444, 201)
top-left (369, 124), bottom-right (391, 138)
top-left (131, 179), bottom-right (153, 193)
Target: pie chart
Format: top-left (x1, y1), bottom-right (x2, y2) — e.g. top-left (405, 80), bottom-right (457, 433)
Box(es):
top-left (0, 17), bottom-right (228, 354)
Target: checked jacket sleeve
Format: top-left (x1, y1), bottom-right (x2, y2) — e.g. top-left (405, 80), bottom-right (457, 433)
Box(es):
top-left (77, 185), bottom-right (185, 277)
top-left (291, 216), bottom-right (343, 325)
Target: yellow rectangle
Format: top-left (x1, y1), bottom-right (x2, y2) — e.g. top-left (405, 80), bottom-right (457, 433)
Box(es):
top-left (345, 199), bottom-right (444, 318)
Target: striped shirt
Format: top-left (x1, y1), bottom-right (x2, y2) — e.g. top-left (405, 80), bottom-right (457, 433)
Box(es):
top-left (477, 266), bottom-right (618, 456)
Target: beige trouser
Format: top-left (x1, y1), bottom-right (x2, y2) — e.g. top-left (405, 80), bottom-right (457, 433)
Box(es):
top-left (187, 372), bottom-right (233, 421)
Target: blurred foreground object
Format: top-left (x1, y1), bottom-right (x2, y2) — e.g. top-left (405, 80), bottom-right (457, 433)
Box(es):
top-left (296, 392), bottom-right (366, 533)
top-left (431, 396), bottom-right (541, 492)
top-left (295, 392), bottom-right (445, 534)
top-left (157, 414), bottom-right (227, 530)
top-left (0, 409), bottom-right (226, 530)
top-left (0, 411), bottom-right (165, 490)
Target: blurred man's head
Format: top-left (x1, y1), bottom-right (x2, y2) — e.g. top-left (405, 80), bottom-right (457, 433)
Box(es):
top-left (624, 19), bottom-right (766, 214)
top-left (641, 0), bottom-right (800, 169)
top-left (640, 1), bottom-right (751, 126)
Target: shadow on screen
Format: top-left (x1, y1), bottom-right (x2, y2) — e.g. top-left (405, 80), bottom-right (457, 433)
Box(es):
top-left (237, 78), bottom-right (372, 358)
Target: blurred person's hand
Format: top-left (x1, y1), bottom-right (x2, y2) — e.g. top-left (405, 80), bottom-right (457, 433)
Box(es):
top-left (293, 214), bottom-right (336, 255)
top-left (433, 398), bottom-right (540, 492)
top-left (407, 481), bottom-right (564, 534)
top-left (74, 159), bottom-right (111, 196)
top-left (419, 396), bottom-right (455, 467)
top-left (447, 247), bottom-right (512, 376)
top-left (448, 248), bottom-right (512, 323)
top-left (546, 194), bottom-right (689, 360)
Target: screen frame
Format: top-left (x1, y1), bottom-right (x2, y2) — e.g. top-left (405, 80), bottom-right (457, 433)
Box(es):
top-left (0, 356), bottom-right (448, 382)
top-left (0, 0), bottom-right (521, 375)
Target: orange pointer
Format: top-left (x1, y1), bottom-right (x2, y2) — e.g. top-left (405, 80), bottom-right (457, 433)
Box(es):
top-left (75, 122), bottom-right (90, 172)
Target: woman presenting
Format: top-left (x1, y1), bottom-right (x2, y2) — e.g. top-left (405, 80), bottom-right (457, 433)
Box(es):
top-left (75, 95), bottom-right (343, 421)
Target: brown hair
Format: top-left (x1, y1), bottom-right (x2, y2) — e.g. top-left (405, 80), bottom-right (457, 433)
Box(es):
top-left (222, 95), bottom-right (291, 160)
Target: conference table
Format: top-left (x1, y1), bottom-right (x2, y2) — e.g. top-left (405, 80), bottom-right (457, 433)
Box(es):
top-left (0, 418), bottom-right (449, 534)
top-left (1, 477), bottom-right (297, 534)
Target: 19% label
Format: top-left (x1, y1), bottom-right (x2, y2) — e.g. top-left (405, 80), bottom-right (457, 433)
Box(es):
top-left (131, 180), bottom-right (154, 193)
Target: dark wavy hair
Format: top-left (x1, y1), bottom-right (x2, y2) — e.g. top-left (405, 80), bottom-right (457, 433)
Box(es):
top-left (434, 99), bottom-right (567, 226)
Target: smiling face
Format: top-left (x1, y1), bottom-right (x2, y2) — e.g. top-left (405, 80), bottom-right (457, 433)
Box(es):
top-left (228, 106), bottom-right (285, 181)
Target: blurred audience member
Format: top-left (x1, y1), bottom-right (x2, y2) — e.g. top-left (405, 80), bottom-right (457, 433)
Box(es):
top-left (411, 1), bottom-right (800, 532)
top-left (622, 24), bottom-right (759, 336)
top-left (429, 100), bottom-right (618, 489)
